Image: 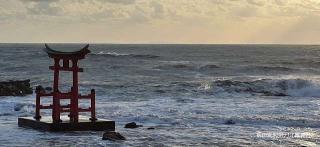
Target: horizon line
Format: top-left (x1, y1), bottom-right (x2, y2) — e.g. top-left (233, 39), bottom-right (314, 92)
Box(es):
top-left (0, 42), bottom-right (319, 45)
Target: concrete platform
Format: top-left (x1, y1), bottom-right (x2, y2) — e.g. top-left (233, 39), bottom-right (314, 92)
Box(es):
top-left (18, 116), bottom-right (115, 132)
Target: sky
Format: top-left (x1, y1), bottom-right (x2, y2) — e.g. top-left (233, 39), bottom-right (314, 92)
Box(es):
top-left (0, 0), bottom-right (320, 44)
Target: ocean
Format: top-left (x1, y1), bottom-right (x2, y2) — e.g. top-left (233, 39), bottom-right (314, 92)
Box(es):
top-left (1, 44), bottom-right (320, 146)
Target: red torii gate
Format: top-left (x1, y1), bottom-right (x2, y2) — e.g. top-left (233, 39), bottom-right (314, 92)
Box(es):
top-left (18, 44), bottom-right (114, 131)
top-left (34, 44), bottom-right (96, 123)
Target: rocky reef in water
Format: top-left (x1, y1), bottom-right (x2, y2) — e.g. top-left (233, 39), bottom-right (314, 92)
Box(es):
top-left (0, 80), bottom-right (33, 96)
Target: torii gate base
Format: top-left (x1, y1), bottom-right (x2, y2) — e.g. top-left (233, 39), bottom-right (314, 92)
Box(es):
top-left (18, 116), bottom-right (114, 132)
top-left (18, 44), bottom-right (114, 132)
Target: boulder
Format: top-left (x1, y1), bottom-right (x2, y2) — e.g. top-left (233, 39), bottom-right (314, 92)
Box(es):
top-left (102, 131), bottom-right (126, 141)
top-left (273, 93), bottom-right (288, 97)
top-left (0, 80), bottom-right (33, 96)
top-left (45, 87), bottom-right (53, 91)
top-left (224, 119), bottom-right (236, 125)
top-left (154, 90), bottom-right (166, 93)
top-left (35, 85), bottom-right (45, 93)
top-left (124, 122), bottom-right (143, 128)
top-left (263, 91), bottom-right (288, 97)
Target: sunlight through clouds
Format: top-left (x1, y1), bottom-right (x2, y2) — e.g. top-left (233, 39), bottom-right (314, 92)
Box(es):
top-left (0, 0), bottom-right (319, 43)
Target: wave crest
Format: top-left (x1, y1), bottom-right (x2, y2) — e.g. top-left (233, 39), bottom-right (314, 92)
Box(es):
top-left (210, 79), bottom-right (320, 97)
top-left (90, 51), bottom-right (160, 59)
top-left (0, 101), bottom-right (35, 116)
top-left (244, 65), bottom-right (294, 72)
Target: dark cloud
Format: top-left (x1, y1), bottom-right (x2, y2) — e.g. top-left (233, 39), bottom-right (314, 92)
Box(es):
top-left (20, 0), bottom-right (62, 16)
top-left (150, 1), bottom-right (164, 18)
top-left (26, 1), bottom-right (62, 16)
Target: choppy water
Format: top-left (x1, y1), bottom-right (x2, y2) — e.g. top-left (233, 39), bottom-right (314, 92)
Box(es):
top-left (1, 44), bottom-right (320, 146)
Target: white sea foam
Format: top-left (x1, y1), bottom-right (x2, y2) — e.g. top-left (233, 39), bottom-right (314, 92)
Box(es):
top-left (208, 77), bottom-right (320, 97)
top-left (96, 51), bottom-right (130, 56)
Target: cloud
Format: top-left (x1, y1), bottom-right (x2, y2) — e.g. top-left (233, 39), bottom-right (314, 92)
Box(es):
top-left (4, 0), bottom-right (319, 21)
top-left (150, 1), bottom-right (164, 18)
top-left (22, 0), bottom-right (60, 2)
top-left (273, 0), bottom-right (288, 6)
top-left (25, 1), bottom-right (62, 16)
top-left (1, 0), bottom-right (320, 43)
top-left (103, 0), bottom-right (135, 5)
top-left (246, 0), bottom-right (265, 6)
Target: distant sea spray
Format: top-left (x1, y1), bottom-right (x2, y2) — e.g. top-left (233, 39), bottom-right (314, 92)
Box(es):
top-left (90, 51), bottom-right (160, 59)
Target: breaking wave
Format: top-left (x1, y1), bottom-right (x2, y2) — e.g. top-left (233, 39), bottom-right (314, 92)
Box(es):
top-left (154, 63), bottom-right (220, 71)
top-left (218, 116), bottom-right (320, 128)
top-left (90, 51), bottom-right (160, 59)
top-left (0, 101), bottom-right (34, 116)
top-left (199, 64), bottom-right (220, 70)
top-left (242, 65), bottom-right (295, 72)
top-left (155, 64), bottom-right (195, 70)
top-left (209, 78), bottom-right (320, 97)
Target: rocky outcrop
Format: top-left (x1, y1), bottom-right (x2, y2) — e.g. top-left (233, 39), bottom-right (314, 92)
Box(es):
top-left (124, 122), bottom-right (143, 129)
top-left (0, 80), bottom-right (33, 96)
top-left (35, 85), bottom-right (45, 93)
top-left (147, 127), bottom-right (155, 130)
top-left (35, 85), bottom-right (53, 94)
top-left (102, 131), bottom-right (126, 141)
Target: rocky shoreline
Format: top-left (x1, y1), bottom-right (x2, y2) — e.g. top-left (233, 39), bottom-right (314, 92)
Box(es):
top-left (0, 80), bottom-right (33, 96)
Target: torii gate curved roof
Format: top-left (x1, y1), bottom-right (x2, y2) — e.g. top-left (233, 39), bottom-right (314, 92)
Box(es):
top-left (43, 44), bottom-right (91, 59)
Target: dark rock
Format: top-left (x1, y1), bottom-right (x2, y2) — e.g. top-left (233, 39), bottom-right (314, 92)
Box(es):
top-left (173, 64), bottom-right (189, 68)
top-left (147, 127), bottom-right (155, 130)
top-left (176, 98), bottom-right (195, 103)
top-left (273, 93), bottom-right (288, 97)
top-left (204, 64), bottom-right (219, 69)
top-left (124, 122), bottom-right (143, 128)
top-left (263, 91), bottom-right (288, 97)
top-left (45, 87), bottom-right (53, 91)
top-left (132, 54), bottom-right (160, 59)
top-left (14, 103), bottom-right (35, 111)
top-left (35, 85), bottom-right (45, 93)
top-left (224, 119), bottom-right (236, 125)
top-left (14, 104), bottom-right (23, 111)
top-left (199, 64), bottom-right (220, 71)
top-left (154, 90), bottom-right (166, 93)
top-left (0, 80), bottom-right (33, 96)
top-left (102, 131), bottom-right (126, 141)
top-left (155, 64), bottom-right (194, 70)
